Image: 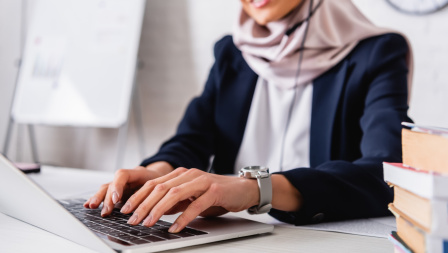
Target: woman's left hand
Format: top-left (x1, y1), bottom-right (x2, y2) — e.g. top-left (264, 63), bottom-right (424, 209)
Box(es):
top-left (120, 167), bottom-right (260, 233)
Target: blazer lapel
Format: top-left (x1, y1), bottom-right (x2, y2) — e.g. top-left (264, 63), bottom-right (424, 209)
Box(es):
top-left (310, 61), bottom-right (348, 167)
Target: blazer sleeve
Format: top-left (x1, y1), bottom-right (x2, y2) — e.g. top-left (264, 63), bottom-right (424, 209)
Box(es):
top-left (269, 34), bottom-right (412, 225)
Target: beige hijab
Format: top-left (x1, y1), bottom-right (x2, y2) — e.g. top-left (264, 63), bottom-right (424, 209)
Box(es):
top-left (233, 0), bottom-right (413, 91)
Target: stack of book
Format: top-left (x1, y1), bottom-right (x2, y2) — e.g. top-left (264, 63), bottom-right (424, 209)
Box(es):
top-left (384, 123), bottom-right (448, 253)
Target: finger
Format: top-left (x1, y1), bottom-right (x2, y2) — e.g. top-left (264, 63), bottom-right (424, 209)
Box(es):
top-left (101, 184), bottom-right (115, 217)
top-left (84, 183), bottom-right (109, 209)
top-left (100, 170), bottom-right (128, 217)
top-left (126, 168), bottom-right (204, 225)
top-left (141, 177), bottom-right (209, 227)
top-left (110, 168), bottom-right (148, 204)
top-left (164, 199), bottom-right (192, 215)
top-left (102, 168), bottom-right (150, 216)
top-left (169, 191), bottom-right (216, 233)
top-left (125, 168), bottom-right (193, 225)
top-left (121, 167), bottom-right (190, 216)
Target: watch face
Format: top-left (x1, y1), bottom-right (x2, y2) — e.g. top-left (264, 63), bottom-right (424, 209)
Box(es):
top-left (240, 166), bottom-right (269, 178)
top-left (242, 166), bottom-right (268, 172)
top-left (386, 0), bottom-right (448, 15)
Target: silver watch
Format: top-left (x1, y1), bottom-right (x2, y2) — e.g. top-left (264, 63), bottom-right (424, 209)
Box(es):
top-left (239, 166), bottom-right (272, 214)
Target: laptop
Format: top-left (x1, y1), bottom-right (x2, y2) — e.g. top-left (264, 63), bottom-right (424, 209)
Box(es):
top-left (0, 154), bottom-right (274, 253)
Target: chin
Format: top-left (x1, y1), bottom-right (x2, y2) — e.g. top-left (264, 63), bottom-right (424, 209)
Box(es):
top-left (253, 17), bottom-right (272, 26)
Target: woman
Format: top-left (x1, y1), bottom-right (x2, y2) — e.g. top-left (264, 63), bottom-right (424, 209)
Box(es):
top-left (85, 0), bottom-right (412, 233)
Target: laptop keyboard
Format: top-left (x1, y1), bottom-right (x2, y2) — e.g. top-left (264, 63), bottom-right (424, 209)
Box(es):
top-left (59, 199), bottom-right (208, 246)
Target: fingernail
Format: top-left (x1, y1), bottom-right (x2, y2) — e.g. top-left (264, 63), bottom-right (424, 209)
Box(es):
top-left (121, 203), bottom-right (130, 213)
top-left (89, 197), bottom-right (98, 208)
top-left (128, 213), bottom-right (139, 225)
top-left (101, 206), bottom-right (109, 216)
top-left (112, 192), bottom-right (119, 204)
top-left (168, 223), bottom-right (178, 233)
top-left (142, 214), bottom-right (152, 226)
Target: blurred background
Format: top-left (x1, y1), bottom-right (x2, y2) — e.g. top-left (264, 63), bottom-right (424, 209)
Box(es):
top-left (0, 0), bottom-right (447, 171)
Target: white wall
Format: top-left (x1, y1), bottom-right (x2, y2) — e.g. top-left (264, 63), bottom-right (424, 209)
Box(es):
top-left (352, 0), bottom-right (448, 128)
top-left (0, 1), bottom-right (21, 160)
top-left (0, 0), bottom-right (239, 170)
top-left (0, 0), bottom-right (447, 171)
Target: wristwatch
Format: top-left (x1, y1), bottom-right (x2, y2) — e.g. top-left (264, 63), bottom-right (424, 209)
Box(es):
top-left (239, 166), bottom-right (272, 214)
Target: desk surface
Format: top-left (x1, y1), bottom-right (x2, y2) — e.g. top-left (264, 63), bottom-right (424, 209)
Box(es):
top-left (0, 166), bottom-right (394, 253)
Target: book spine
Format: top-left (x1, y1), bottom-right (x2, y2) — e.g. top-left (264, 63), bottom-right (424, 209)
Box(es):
top-left (383, 162), bottom-right (448, 199)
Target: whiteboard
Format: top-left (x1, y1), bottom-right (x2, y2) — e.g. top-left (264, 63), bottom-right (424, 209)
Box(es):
top-left (12, 0), bottom-right (146, 128)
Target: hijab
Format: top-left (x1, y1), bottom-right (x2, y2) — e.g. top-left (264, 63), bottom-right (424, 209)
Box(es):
top-left (233, 0), bottom-right (413, 91)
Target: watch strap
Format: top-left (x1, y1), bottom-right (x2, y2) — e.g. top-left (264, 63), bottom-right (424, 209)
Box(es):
top-left (248, 170), bottom-right (272, 214)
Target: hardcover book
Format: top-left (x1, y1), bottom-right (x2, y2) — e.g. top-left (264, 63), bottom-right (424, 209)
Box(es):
top-left (383, 162), bottom-right (448, 199)
top-left (402, 123), bottom-right (448, 174)
top-left (390, 186), bottom-right (448, 236)
top-left (391, 211), bottom-right (448, 253)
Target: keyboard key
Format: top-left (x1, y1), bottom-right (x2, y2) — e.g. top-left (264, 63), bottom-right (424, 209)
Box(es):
top-left (117, 227), bottom-right (139, 233)
top-left (175, 231), bottom-right (196, 238)
top-left (108, 231), bottom-right (131, 238)
top-left (74, 213), bottom-right (90, 219)
top-left (151, 225), bottom-right (168, 230)
top-left (148, 232), bottom-right (181, 240)
top-left (84, 215), bottom-right (101, 221)
top-left (64, 200), bottom-right (208, 246)
top-left (127, 230), bottom-right (150, 237)
top-left (78, 219), bottom-right (89, 224)
top-left (182, 227), bottom-right (208, 235)
top-left (111, 211), bottom-right (131, 218)
top-left (84, 209), bottom-right (101, 215)
top-left (96, 219), bottom-right (115, 226)
top-left (112, 234), bottom-right (135, 241)
top-left (117, 222), bottom-right (138, 227)
top-left (132, 226), bottom-right (158, 232)
top-left (94, 232), bottom-right (133, 246)
top-left (141, 235), bottom-right (166, 242)
top-left (96, 227), bottom-right (117, 234)
top-left (105, 216), bottom-right (121, 220)
top-left (150, 225), bottom-right (169, 233)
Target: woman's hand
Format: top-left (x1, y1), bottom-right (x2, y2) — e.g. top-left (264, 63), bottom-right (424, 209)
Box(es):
top-left (83, 161), bottom-right (174, 216)
top-left (120, 167), bottom-right (260, 233)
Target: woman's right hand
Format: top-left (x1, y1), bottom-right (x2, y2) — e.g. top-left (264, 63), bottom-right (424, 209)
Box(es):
top-left (83, 161), bottom-right (174, 217)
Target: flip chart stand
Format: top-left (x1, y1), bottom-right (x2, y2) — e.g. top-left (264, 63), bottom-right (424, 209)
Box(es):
top-left (2, 0), bottom-right (147, 170)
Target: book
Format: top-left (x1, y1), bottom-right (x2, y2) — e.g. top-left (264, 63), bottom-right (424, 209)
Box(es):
top-left (390, 185), bottom-right (448, 236)
top-left (388, 231), bottom-right (412, 253)
top-left (386, 123), bottom-right (448, 253)
top-left (392, 211), bottom-right (448, 253)
top-left (402, 122), bottom-right (448, 136)
top-left (402, 124), bottom-right (448, 174)
top-left (383, 162), bottom-right (448, 199)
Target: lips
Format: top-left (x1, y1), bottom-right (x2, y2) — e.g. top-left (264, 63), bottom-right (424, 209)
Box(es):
top-left (252, 0), bottom-right (269, 8)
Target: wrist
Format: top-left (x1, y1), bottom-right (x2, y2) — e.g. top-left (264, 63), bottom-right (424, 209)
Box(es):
top-left (144, 161), bottom-right (174, 178)
top-left (271, 174), bottom-right (302, 212)
top-left (241, 177), bottom-right (261, 208)
top-left (239, 166), bottom-right (272, 214)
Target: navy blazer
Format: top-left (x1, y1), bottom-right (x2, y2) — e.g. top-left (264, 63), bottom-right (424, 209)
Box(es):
top-left (141, 33), bottom-right (411, 225)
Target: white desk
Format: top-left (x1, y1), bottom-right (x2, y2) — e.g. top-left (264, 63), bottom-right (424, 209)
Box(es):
top-left (0, 166), bottom-right (394, 253)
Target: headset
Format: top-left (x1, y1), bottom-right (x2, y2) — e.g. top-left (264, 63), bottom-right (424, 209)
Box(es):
top-left (285, 0), bottom-right (323, 36)
top-left (278, 0), bottom-right (322, 171)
